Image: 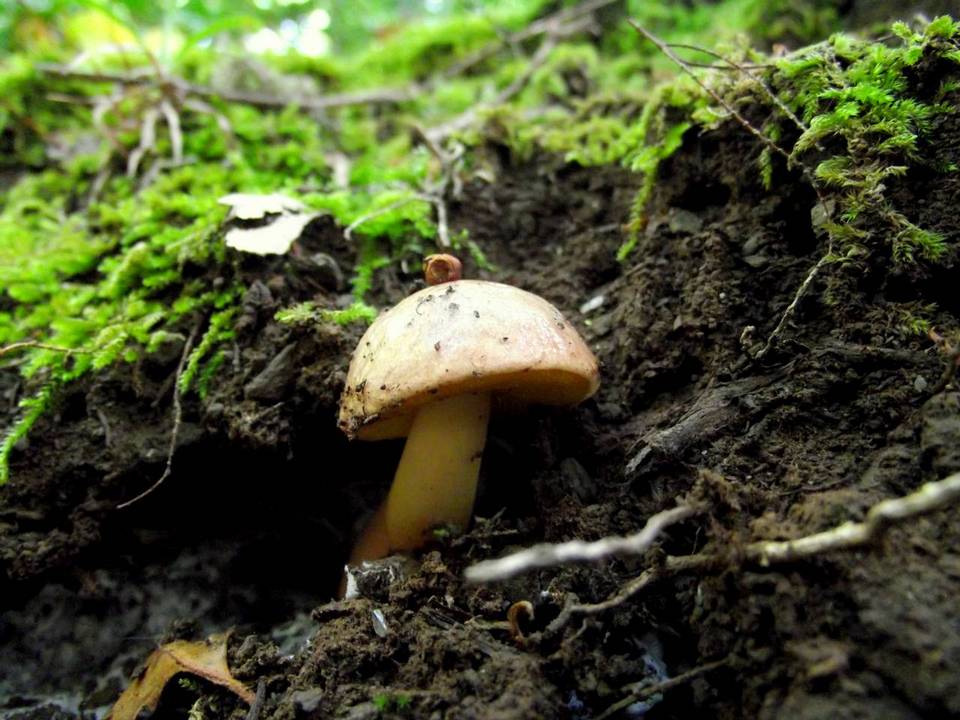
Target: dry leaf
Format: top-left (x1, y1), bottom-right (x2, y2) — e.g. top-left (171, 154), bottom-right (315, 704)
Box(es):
top-left (224, 213), bottom-right (317, 255)
top-left (218, 192), bottom-right (305, 220)
top-left (108, 634), bottom-right (254, 720)
top-left (217, 192), bottom-right (317, 255)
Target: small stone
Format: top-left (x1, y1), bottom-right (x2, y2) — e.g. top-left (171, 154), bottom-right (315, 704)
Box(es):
top-left (291, 688), bottom-right (325, 713)
top-left (810, 199), bottom-right (836, 233)
top-left (914, 375), bottom-right (928, 393)
top-left (579, 295), bottom-right (605, 314)
top-left (560, 457), bottom-right (597, 503)
top-left (741, 233), bottom-right (766, 256)
top-left (308, 252), bottom-right (344, 291)
top-left (244, 343), bottom-right (298, 402)
top-left (243, 280), bottom-right (273, 308)
top-left (372, 608), bottom-right (389, 637)
top-left (667, 208), bottom-right (703, 234)
top-left (743, 253), bottom-right (769, 268)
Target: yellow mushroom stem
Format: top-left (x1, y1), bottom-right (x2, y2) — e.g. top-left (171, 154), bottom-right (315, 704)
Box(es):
top-left (383, 392), bottom-right (491, 550)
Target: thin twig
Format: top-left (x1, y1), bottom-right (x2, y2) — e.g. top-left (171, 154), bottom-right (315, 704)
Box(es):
top-left (0, 341), bottom-right (92, 358)
top-left (439, 0), bottom-right (620, 81)
top-left (244, 678), bottom-right (267, 720)
top-left (630, 22), bottom-right (838, 359)
top-left (126, 106), bottom-right (159, 178)
top-left (628, 21), bottom-right (791, 164)
top-left (159, 99), bottom-right (183, 164)
top-left (116, 318), bottom-right (203, 510)
top-left (465, 505), bottom-right (699, 583)
top-left (37, 64), bottom-right (416, 111)
top-left (667, 42), bottom-right (773, 69)
top-left (521, 0), bottom-right (618, 41)
top-left (343, 195), bottom-right (432, 241)
top-left (596, 658), bottom-right (730, 720)
top-left (40, 0), bottom-right (615, 123)
top-left (664, 42), bottom-right (806, 132)
top-left (753, 253), bottom-right (832, 359)
top-left (744, 470), bottom-right (960, 564)
top-left (426, 31), bottom-right (563, 144)
top-left (927, 328), bottom-right (960, 394)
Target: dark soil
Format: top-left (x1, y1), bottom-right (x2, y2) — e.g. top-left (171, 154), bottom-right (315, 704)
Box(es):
top-left (3, 33), bottom-right (960, 720)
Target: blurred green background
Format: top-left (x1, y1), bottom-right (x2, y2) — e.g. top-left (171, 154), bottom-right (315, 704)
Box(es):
top-left (3, 0), bottom-right (534, 57)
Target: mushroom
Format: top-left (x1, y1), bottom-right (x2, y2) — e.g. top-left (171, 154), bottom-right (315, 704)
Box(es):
top-left (339, 258), bottom-right (599, 562)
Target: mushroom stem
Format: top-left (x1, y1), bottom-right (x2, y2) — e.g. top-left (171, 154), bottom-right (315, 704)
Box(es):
top-left (384, 392), bottom-right (491, 550)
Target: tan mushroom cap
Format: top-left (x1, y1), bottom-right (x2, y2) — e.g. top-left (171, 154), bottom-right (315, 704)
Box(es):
top-left (338, 279), bottom-right (600, 440)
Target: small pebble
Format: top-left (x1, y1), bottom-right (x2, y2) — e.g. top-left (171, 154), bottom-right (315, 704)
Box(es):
top-left (579, 295), bottom-right (605, 314)
top-left (372, 608), bottom-right (389, 638)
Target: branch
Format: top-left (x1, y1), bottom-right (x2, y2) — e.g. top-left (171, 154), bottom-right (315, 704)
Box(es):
top-left (628, 21), bottom-right (792, 164)
top-left (0, 341), bottom-right (91, 358)
top-left (743, 470), bottom-right (960, 564)
top-left (752, 252), bottom-right (832, 359)
top-left (664, 42), bottom-right (806, 133)
top-left (425, 33), bottom-right (560, 143)
top-left (116, 318), bottom-right (203, 510)
top-left (343, 195), bottom-right (433, 242)
top-left (538, 472), bottom-right (960, 633)
top-left (37, 64), bottom-right (416, 111)
top-left (37, 0), bottom-right (617, 116)
top-left (464, 504), bottom-right (698, 583)
top-left (596, 657), bottom-right (730, 720)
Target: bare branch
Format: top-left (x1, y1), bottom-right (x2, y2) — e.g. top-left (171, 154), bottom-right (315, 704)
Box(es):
top-left (116, 318), bottom-right (203, 510)
top-left (37, 64), bottom-right (416, 111)
top-left (664, 42), bottom-right (806, 133)
top-left (159, 99), bottom-right (183, 165)
top-left (127, 106), bottom-right (159, 178)
top-left (426, 34), bottom-right (559, 143)
top-left (596, 658), bottom-right (730, 720)
top-left (0, 341), bottom-right (91, 358)
top-left (628, 21), bottom-right (792, 164)
top-left (464, 505), bottom-right (699, 583)
top-left (745, 471), bottom-right (960, 565)
top-left (753, 252), bottom-right (832, 359)
top-left (539, 472), bottom-right (960, 634)
top-left (343, 195), bottom-right (432, 242)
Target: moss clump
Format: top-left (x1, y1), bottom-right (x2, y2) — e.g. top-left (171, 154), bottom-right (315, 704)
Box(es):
top-left (276, 302), bottom-right (377, 328)
top-left (777, 16), bottom-right (960, 264)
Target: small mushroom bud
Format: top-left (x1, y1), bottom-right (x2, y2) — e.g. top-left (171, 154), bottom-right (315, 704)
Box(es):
top-left (423, 254), bottom-right (463, 285)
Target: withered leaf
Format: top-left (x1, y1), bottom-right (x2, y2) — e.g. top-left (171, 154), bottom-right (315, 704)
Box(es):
top-left (224, 212), bottom-right (317, 255)
top-left (218, 192), bottom-right (305, 220)
top-left (108, 634), bottom-right (254, 720)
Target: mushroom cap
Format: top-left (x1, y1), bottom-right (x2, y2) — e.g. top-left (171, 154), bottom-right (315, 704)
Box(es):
top-left (338, 279), bottom-right (600, 440)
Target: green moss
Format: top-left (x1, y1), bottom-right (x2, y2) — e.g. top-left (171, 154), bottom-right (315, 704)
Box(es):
top-left (775, 17), bottom-right (960, 264)
top-left (3, 4), bottom-right (952, 484)
top-left (276, 301), bottom-right (377, 327)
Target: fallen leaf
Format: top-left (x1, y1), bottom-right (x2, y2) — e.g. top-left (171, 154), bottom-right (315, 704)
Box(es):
top-left (108, 634), bottom-right (254, 720)
top-left (218, 192), bottom-right (305, 220)
top-left (217, 192), bottom-right (317, 255)
top-left (224, 213), bottom-right (317, 255)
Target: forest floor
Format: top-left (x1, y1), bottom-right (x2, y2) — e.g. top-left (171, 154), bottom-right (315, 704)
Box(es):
top-left (2, 4), bottom-right (960, 720)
